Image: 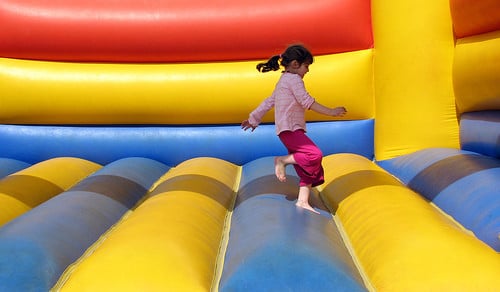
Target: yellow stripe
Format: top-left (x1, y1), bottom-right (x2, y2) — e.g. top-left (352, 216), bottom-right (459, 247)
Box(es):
top-left (453, 30), bottom-right (500, 113)
top-left (0, 50), bottom-right (373, 124)
top-left (332, 214), bottom-right (375, 292)
top-left (51, 210), bottom-right (135, 291)
top-left (372, 0), bottom-right (458, 160)
top-left (338, 185), bottom-right (500, 291)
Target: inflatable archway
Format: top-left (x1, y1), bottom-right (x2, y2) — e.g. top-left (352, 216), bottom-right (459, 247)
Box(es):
top-left (0, 0), bottom-right (499, 291)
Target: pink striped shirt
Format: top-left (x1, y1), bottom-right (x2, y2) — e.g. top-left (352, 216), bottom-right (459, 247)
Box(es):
top-left (248, 72), bottom-right (315, 135)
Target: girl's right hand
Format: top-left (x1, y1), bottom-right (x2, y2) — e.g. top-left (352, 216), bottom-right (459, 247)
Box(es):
top-left (241, 120), bottom-right (257, 132)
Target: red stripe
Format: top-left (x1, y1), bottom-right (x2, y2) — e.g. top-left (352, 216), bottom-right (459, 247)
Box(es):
top-left (0, 0), bottom-right (373, 62)
top-left (450, 0), bottom-right (500, 38)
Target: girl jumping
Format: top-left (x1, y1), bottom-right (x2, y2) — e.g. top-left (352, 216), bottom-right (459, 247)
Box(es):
top-left (241, 44), bottom-right (347, 214)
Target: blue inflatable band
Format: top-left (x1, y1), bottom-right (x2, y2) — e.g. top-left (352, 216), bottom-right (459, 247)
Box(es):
top-left (0, 158), bottom-right (31, 178)
top-left (0, 120), bottom-right (374, 166)
top-left (460, 111), bottom-right (500, 159)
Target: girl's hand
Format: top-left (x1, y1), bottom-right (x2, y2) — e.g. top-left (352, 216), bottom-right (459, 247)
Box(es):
top-left (331, 107), bottom-right (347, 117)
top-left (241, 120), bottom-right (257, 132)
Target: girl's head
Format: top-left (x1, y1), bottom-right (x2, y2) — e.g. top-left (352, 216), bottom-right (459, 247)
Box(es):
top-left (256, 44), bottom-right (314, 74)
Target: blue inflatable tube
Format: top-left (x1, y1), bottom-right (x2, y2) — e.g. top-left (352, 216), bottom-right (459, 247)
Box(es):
top-left (460, 111), bottom-right (500, 159)
top-left (0, 120), bottom-right (374, 166)
top-left (434, 168), bottom-right (500, 251)
top-left (219, 157), bottom-right (367, 291)
top-left (0, 158), bottom-right (30, 178)
top-left (0, 158), bottom-right (169, 291)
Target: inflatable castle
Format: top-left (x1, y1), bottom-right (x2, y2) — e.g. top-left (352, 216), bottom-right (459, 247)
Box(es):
top-left (0, 0), bottom-right (499, 290)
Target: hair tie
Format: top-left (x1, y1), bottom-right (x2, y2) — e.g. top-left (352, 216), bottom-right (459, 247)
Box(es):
top-left (279, 54), bottom-right (282, 59)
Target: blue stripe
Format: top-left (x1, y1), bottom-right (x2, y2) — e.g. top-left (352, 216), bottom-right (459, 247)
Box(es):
top-left (0, 192), bottom-right (128, 291)
top-left (220, 157), bottom-right (366, 291)
top-left (460, 111), bottom-right (500, 159)
top-left (0, 158), bottom-right (30, 178)
top-left (0, 120), bottom-right (374, 166)
top-left (377, 148), bottom-right (478, 184)
top-left (220, 195), bottom-right (366, 291)
top-left (87, 157), bottom-right (170, 188)
top-left (408, 154), bottom-right (500, 201)
top-left (434, 168), bottom-right (500, 251)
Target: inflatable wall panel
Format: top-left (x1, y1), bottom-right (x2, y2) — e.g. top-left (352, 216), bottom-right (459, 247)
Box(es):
top-left (453, 30), bottom-right (500, 114)
top-left (449, 0), bottom-right (500, 38)
top-left (0, 121), bottom-right (374, 166)
top-left (0, 50), bottom-right (373, 125)
top-left (372, 0), bottom-right (458, 160)
top-left (0, 0), bottom-right (372, 62)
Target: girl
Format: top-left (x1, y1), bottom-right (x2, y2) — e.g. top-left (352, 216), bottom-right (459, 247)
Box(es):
top-left (241, 44), bottom-right (347, 214)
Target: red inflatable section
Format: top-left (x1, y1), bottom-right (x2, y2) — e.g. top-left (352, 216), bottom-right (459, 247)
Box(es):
top-left (450, 0), bottom-right (500, 38)
top-left (0, 0), bottom-right (373, 62)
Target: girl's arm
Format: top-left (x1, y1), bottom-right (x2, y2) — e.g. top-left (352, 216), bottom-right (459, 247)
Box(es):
top-left (242, 95), bottom-right (275, 131)
top-left (289, 75), bottom-right (345, 116)
top-left (310, 101), bottom-right (347, 117)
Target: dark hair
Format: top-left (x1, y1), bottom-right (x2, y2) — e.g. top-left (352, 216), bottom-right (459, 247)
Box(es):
top-left (256, 44), bottom-right (314, 73)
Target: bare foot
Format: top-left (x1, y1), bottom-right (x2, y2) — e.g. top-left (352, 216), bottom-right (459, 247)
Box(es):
top-left (274, 157), bottom-right (287, 182)
top-left (296, 200), bottom-right (320, 214)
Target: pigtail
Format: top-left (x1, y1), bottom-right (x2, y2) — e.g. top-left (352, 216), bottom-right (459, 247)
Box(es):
top-left (255, 44), bottom-right (313, 73)
top-left (256, 55), bottom-right (281, 73)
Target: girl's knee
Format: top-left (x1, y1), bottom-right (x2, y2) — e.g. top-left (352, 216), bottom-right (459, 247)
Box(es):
top-left (308, 148), bottom-right (323, 164)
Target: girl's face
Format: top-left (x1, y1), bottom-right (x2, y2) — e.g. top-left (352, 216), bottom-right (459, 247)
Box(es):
top-left (287, 60), bottom-right (310, 78)
top-left (296, 62), bottom-right (310, 78)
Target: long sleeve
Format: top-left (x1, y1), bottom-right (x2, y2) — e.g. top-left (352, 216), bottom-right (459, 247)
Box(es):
top-left (248, 94), bottom-right (275, 126)
top-left (288, 75), bottom-right (315, 110)
top-left (248, 73), bottom-right (315, 134)
top-left (273, 74), bottom-right (315, 134)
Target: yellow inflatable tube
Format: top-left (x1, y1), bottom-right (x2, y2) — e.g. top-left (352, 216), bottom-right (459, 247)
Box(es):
top-left (56, 157), bottom-right (240, 291)
top-left (0, 157), bottom-right (101, 226)
top-left (321, 154), bottom-right (500, 291)
top-left (453, 30), bottom-right (500, 114)
top-left (371, 0), bottom-right (458, 160)
top-left (0, 50), bottom-right (373, 125)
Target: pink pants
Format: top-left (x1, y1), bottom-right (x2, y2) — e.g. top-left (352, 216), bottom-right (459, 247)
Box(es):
top-left (278, 130), bottom-right (325, 187)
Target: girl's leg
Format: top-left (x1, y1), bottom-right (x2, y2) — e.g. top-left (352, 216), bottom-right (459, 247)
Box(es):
top-left (278, 130), bottom-right (324, 187)
top-left (274, 155), bottom-right (320, 214)
top-left (277, 130), bottom-right (323, 214)
top-left (296, 185), bottom-right (319, 214)
top-left (274, 154), bottom-right (296, 182)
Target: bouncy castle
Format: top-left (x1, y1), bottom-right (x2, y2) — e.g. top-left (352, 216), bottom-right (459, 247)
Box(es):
top-left (0, 0), bottom-right (499, 290)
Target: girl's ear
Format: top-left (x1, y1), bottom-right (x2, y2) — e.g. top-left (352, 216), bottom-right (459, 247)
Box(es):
top-left (290, 60), bottom-right (300, 68)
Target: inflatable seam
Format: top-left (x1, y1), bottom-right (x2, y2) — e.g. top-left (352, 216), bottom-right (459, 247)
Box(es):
top-left (211, 165), bottom-right (242, 292)
top-left (51, 210), bottom-right (134, 291)
top-left (332, 215), bottom-right (374, 292)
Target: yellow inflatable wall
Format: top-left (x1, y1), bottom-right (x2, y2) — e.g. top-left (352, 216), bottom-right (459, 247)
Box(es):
top-left (372, 0), bottom-right (459, 160)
